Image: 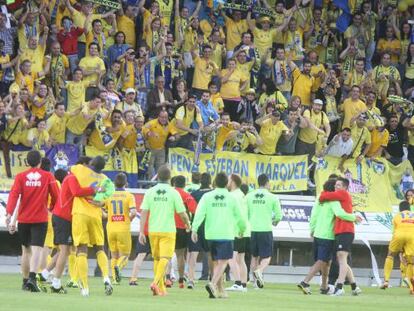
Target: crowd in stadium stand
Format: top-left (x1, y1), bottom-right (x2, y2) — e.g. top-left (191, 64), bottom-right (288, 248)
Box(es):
top-left (0, 0), bottom-right (414, 185)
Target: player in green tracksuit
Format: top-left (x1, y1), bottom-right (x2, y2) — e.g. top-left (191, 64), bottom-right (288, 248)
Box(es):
top-left (297, 178), bottom-right (359, 295)
top-left (246, 174), bottom-right (282, 289)
top-left (191, 172), bottom-right (246, 299)
top-left (226, 174), bottom-right (251, 292)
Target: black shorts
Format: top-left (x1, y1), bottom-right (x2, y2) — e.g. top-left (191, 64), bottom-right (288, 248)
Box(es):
top-left (175, 228), bottom-right (189, 250)
top-left (136, 236), bottom-right (151, 255)
top-left (198, 221), bottom-right (209, 252)
top-left (52, 215), bottom-right (73, 245)
top-left (208, 240), bottom-right (234, 260)
top-left (250, 231), bottom-right (273, 258)
top-left (335, 233), bottom-right (354, 253)
top-left (18, 222), bottom-right (48, 247)
top-left (234, 237), bottom-right (250, 253)
top-left (188, 236), bottom-right (203, 252)
top-left (313, 238), bottom-right (334, 263)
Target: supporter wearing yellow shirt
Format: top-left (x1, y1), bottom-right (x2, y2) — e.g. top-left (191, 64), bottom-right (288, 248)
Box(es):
top-left (20, 36), bottom-right (46, 76)
top-left (221, 9), bottom-right (248, 56)
top-left (344, 13), bottom-right (369, 58)
top-left (234, 49), bottom-right (254, 94)
top-left (85, 18), bottom-right (115, 58)
top-left (66, 96), bottom-right (102, 144)
top-left (350, 113), bottom-right (372, 160)
top-left (29, 85), bottom-right (49, 119)
top-left (4, 104), bottom-right (30, 146)
top-left (17, 10), bottom-right (40, 49)
top-left (104, 173), bottom-right (137, 284)
top-left (289, 61), bottom-right (317, 106)
top-left (308, 51), bottom-right (326, 91)
top-left (220, 59), bottom-right (248, 100)
top-left (372, 53), bottom-right (401, 100)
top-left (210, 30), bottom-right (225, 70)
top-left (340, 86), bottom-right (367, 129)
top-left (65, 68), bottom-right (89, 112)
top-left (46, 103), bottom-right (75, 145)
top-left (208, 82), bottom-right (224, 114)
top-left (366, 121), bottom-right (389, 158)
top-left (255, 112), bottom-right (289, 155)
top-left (215, 113), bottom-right (237, 151)
top-left (377, 26), bottom-right (401, 65)
top-left (27, 119), bottom-right (50, 150)
top-left (15, 58), bottom-right (50, 95)
top-left (343, 59), bottom-right (366, 92)
top-left (191, 46), bottom-right (219, 93)
top-left (88, 110), bottom-right (126, 151)
top-left (224, 120), bottom-right (262, 152)
top-left (117, 4), bottom-right (137, 48)
top-left (119, 111), bottom-right (139, 151)
top-left (79, 43), bottom-right (106, 85)
top-left (297, 99), bottom-right (330, 160)
top-left (364, 91), bottom-right (382, 131)
top-left (283, 18), bottom-right (304, 62)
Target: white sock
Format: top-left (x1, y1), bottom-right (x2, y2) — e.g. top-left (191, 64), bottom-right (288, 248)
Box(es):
top-left (103, 277), bottom-right (111, 284)
top-left (52, 277), bottom-right (61, 289)
top-left (41, 269), bottom-right (50, 280)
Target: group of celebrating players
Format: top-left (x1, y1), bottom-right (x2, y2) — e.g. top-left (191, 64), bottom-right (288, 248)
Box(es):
top-left (4, 150), bottom-right (414, 298)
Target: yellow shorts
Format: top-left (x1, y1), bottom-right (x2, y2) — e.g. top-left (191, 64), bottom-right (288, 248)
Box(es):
top-left (44, 220), bottom-right (55, 248)
top-left (148, 232), bottom-right (176, 259)
top-left (107, 231), bottom-right (132, 254)
top-left (72, 214), bottom-right (104, 247)
top-left (389, 233), bottom-right (414, 256)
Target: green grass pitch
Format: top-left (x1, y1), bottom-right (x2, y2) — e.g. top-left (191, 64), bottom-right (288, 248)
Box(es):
top-left (0, 274), bottom-right (413, 311)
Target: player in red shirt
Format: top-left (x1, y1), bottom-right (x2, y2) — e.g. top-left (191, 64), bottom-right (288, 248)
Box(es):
top-left (6, 151), bottom-right (60, 292)
top-left (49, 157), bottom-right (97, 294)
top-left (319, 177), bottom-right (361, 296)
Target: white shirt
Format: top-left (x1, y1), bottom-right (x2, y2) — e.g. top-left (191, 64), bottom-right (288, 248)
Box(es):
top-left (326, 135), bottom-right (353, 157)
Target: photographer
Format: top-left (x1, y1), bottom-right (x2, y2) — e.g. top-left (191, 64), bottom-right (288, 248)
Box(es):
top-left (223, 119), bottom-right (262, 153)
top-left (255, 110), bottom-right (289, 155)
top-left (277, 107), bottom-right (307, 155)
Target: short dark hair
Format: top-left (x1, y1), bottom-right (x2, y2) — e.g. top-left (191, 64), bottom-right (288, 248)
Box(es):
top-left (55, 102), bottom-right (65, 110)
top-left (54, 169), bottom-right (68, 184)
top-left (342, 127), bottom-right (351, 133)
top-left (337, 177), bottom-right (350, 189)
top-left (90, 156), bottom-right (106, 173)
top-left (191, 172), bottom-right (201, 184)
top-left (323, 179), bottom-right (337, 192)
top-left (27, 150), bottom-right (42, 168)
top-left (240, 183), bottom-right (249, 195)
top-left (114, 173), bottom-right (127, 188)
top-left (399, 200), bottom-right (411, 212)
top-left (88, 42), bottom-right (101, 52)
top-left (200, 173), bottom-right (211, 188)
top-left (40, 157), bottom-right (51, 172)
top-left (77, 156), bottom-right (92, 165)
top-left (258, 174), bottom-right (269, 187)
top-left (157, 165), bottom-right (171, 182)
top-left (328, 173), bottom-right (339, 180)
top-left (230, 174), bottom-right (242, 188)
top-left (215, 172), bottom-right (228, 188)
top-left (92, 19), bottom-right (101, 27)
top-left (174, 175), bottom-right (186, 188)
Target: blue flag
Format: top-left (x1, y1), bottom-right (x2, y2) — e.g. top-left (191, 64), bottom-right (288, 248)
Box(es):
top-left (333, 0), bottom-right (352, 33)
top-left (45, 144), bottom-right (79, 172)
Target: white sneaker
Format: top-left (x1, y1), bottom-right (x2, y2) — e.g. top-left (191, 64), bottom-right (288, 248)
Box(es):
top-left (351, 287), bottom-right (362, 296)
top-left (253, 270), bottom-right (264, 288)
top-left (327, 284), bottom-right (335, 295)
top-left (332, 288), bottom-right (345, 296)
top-left (307, 180), bottom-right (316, 188)
top-left (81, 288), bottom-right (89, 297)
top-left (225, 284), bottom-right (244, 292)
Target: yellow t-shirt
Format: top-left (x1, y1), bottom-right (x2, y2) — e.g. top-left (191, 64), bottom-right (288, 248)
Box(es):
top-left (292, 68), bottom-right (315, 106)
top-left (172, 105), bottom-right (202, 136)
top-left (350, 124), bottom-right (371, 157)
top-left (211, 93), bottom-right (224, 113)
top-left (120, 59), bottom-right (135, 91)
top-left (236, 60), bottom-right (254, 94)
top-left (0, 54), bottom-right (10, 80)
top-left (211, 43), bottom-right (224, 70)
top-left (365, 106), bottom-right (382, 130)
top-left (29, 96), bottom-right (47, 119)
top-left (66, 103), bottom-right (98, 135)
top-left (310, 63), bottom-right (326, 91)
top-left (283, 28), bottom-right (304, 61)
top-left (88, 119), bottom-right (126, 151)
top-left (393, 210), bottom-right (414, 235)
top-left (200, 20), bottom-right (225, 42)
top-left (192, 56), bottom-right (218, 90)
top-left (253, 28), bottom-right (277, 60)
top-left (20, 46), bottom-right (45, 75)
top-left (157, 0), bottom-right (174, 26)
top-left (117, 15), bottom-right (136, 48)
top-left (85, 30), bottom-right (108, 57)
top-left (377, 38), bottom-right (401, 64)
top-left (366, 128), bottom-right (389, 158)
top-left (27, 128), bottom-right (49, 150)
top-left (225, 130), bottom-right (256, 151)
top-left (216, 124), bottom-right (235, 151)
top-left (344, 70), bottom-right (366, 88)
top-left (257, 119), bottom-right (289, 155)
top-left (4, 117), bottom-right (28, 145)
top-left (72, 11), bottom-right (101, 43)
top-left (298, 109), bottom-right (329, 144)
top-left (71, 164), bottom-right (106, 219)
top-left (142, 119), bottom-right (175, 150)
top-left (46, 112), bottom-right (69, 144)
top-left (66, 80), bottom-right (88, 112)
top-left (105, 190), bottom-right (136, 233)
top-left (341, 98), bottom-right (367, 129)
top-left (224, 16), bottom-right (248, 51)
top-left (15, 72), bottom-right (38, 94)
top-left (78, 56), bottom-right (106, 84)
top-left (220, 69), bottom-right (247, 99)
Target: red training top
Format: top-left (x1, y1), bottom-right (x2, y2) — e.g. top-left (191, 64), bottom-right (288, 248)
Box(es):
top-left (174, 187), bottom-right (197, 229)
top-left (319, 190), bottom-right (354, 234)
top-left (57, 27), bottom-right (84, 55)
top-left (6, 168), bottom-right (59, 223)
top-left (53, 173), bottom-right (95, 222)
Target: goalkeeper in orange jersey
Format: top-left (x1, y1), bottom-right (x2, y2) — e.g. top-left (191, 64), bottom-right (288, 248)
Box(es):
top-left (104, 173), bottom-right (137, 284)
top-left (381, 201), bottom-right (414, 294)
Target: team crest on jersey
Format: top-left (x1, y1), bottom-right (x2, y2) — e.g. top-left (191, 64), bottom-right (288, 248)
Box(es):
top-left (25, 172), bottom-right (42, 187)
top-left (53, 151), bottom-right (69, 171)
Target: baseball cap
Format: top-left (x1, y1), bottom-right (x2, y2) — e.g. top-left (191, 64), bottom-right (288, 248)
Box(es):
top-left (246, 88), bottom-right (256, 95)
top-left (313, 99), bottom-right (323, 105)
top-left (125, 88), bottom-right (136, 94)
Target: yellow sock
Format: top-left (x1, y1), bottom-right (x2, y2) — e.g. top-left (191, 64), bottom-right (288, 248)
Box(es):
top-left (118, 255), bottom-right (129, 271)
top-left (384, 255), bottom-right (394, 282)
top-left (407, 264), bottom-right (413, 290)
top-left (152, 259), bottom-right (159, 285)
top-left (154, 258), bottom-right (169, 289)
top-left (76, 253), bottom-right (88, 289)
top-left (111, 258), bottom-right (118, 281)
top-left (400, 262), bottom-right (407, 278)
top-left (68, 252), bottom-right (77, 282)
top-left (96, 250), bottom-right (109, 279)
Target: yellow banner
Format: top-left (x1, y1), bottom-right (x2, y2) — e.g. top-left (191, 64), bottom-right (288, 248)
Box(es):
top-left (387, 160), bottom-right (414, 204)
top-left (0, 150), bottom-right (45, 178)
top-left (169, 148), bottom-right (308, 192)
top-left (314, 156), bottom-right (395, 212)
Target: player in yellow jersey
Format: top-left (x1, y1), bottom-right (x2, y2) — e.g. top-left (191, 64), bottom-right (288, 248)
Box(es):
top-left (381, 201), bottom-right (414, 294)
top-left (104, 173), bottom-right (137, 285)
top-left (71, 156), bottom-right (114, 297)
